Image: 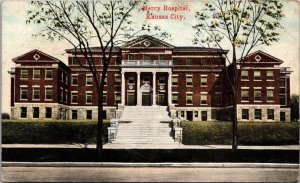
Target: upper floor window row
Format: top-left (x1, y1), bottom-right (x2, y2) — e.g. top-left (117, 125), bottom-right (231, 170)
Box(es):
top-left (241, 70), bottom-right (274, 81)
top-left (71, 57), bottom-right (122, 66)
top-left (173, 58), bottom-right (224, 66)
top-left (20, 68), bottom-right (53, 80)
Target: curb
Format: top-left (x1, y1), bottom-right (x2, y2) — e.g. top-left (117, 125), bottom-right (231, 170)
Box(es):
top-left (2, 162), bottom-right (299, 168)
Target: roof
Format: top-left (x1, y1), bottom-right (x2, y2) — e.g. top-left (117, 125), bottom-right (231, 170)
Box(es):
top-left (65, 35), bottom-right (229, 53)
top-left (174, 46), bottom-right (229, 53)
top-left (65, 47), bottom-right (120, 53)
top-left (12, 49), bottom-right (63, 63)
top-left (237, 50), bottom-right (284, 64)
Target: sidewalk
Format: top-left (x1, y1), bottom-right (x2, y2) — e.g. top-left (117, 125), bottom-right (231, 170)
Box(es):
top-left (2, 143), bottom-right (299, 150)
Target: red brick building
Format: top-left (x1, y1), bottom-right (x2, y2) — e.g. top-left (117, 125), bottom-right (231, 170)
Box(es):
top-left (9, 35), bottom-right (292, 122)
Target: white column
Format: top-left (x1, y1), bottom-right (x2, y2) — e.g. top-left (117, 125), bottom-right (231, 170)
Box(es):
top-left (137, 71), bottom-right (141, 106)
top-left (152, 71), bottom-right (156, 106)
top-left (168, 71), bottom-right (172, 105)
top-left (121, 71), bottom-right (125, 105)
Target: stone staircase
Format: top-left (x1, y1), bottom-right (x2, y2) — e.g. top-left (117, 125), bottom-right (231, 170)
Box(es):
top-left (112, 106), bottom-right (174, 144)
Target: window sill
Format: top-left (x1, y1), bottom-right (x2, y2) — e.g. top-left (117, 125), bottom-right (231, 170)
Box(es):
top-left (186, 104), bottom-right (193, 106)
top-left (241, 79), bottom-right (249, 81)
top-left (254, 79), bottom-right (262, 81)
top-left (20, 78), bottom-right (28, 80)
top-left (45, 78), bottom-right (53, 80)
top-left (200, 104), bottom-right (208, 106)
top-left (45, 99), bottom-right (53, 101)
top-left (71, 84), bottom-right (78, 86)
top-left (71, 103), bottom-right (78, 104)
top-left (266, 79), bottom-right (274, 81)
top-left (254, 100), bottom-right (262, 102)
top-left (20, 99), bottom-right (28, 101)
top-left (32, 78), bottom-right (40, 80)
top-left (86, 85), bottom-right (93, 86)
top-left (32, 99), bottom-right (40, 101)
top-left (200, 85), bottom-right (208, 87)
top-left (186, 85), bottom-right (193, 87)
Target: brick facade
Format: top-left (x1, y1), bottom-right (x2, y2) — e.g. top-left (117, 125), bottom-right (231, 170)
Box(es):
top-left (9, 36), bottom-right (292, 122)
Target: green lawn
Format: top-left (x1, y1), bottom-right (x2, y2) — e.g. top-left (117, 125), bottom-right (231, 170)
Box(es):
top-left (2, 121), bottom-right (110, 144)
top-left (181, 121), bottom-right (299, 145)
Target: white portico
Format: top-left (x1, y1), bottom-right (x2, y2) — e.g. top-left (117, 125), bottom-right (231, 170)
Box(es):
top-left (120, 67), bottom-right (172, 107)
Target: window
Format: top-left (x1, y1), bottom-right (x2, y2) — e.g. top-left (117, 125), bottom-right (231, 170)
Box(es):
top-left (254, 71), bottom-right (261, 80)
top-left (86, 110), bottom-right (92, 119)
top-left (33, 107), bottom-right (39, 118)
top-left (20, 107), bottom-right (27, 118)
top-left (200, 75), bottom-right (207, 86)
top-left (280, 94), bottom-right (286, 105)
top-left (65, 90), bottom-right (68, 103)
top-left (32, 69), bottom-right (40, 79)
top-left (143, 54), bottom-right (150, 60)
top-left (71, 92), bottom-right (78, 103)
top-left (201, 111), bottom-right (208, 121)
top-left (267, 89), bottom-right (274, 101)
top-left (215, 75), bottom-right (222, 86)
top-left (20, 87), bottom-right (28, 100)
top-left (45, 107), bottom-right (52, 118)
top-left (241, 89), bottom-right (249, 101)
top-left (143, 76), bottom-right (150, 82)
top-left (195, 111), bottom-right (199, 118)
top-left (45, 69), bottom-right (53, 79)
top-left (60, 88), bottom-right (63, 102)
top-left (86, 92), bottom-right (92, 104)
top-left (280, 78), bottom-right (285, 87)
top-left (45, 88), bottom-right (52, 100)
top-left (186, 93), bottom-right (193, 105)
top-left (255, 109), bottom-right (262, 120)
top-left (186, 58), bottom-right (193, 65)
top-left (200, 59), bottom-right (208, 65)
top-left (103, 93), bottom-right (107, 104)
top-left (186, 76), bottom-right (193, 86)
top-left (129, 54), bottom-right (135, 60)
top-left (241, 70), bottom-right (249, 80)
top-left (267, 71), bottom-right (274, 80)
top-left (115, 92), bottom-right (121, 105)
top-left (115, 75), bottom-right (121, 85)
top-left (87, 57), bottom-right (93, 65)
top-left (242, 109), bottom-right (249, 120)
top-left (200, 93), bottom-right (207, 105)
top-left (254, 89), bottom-right (262, 101)
top-left (172, 93), bottom-right (178, 104)
top-left (72, 58), bottom-right (79, 65)
top-left (71, 75), bottom-right (78, 85)
top-left (128, 76), bottom-right (135, 85)
top-left (267, 109), bottom-right (274, 120)
top-left (86, 75), bottom-right (93, 86)
top-left (215, 92), bottom-right (222, 105)
top-left (72, 110), bottom-right (78, 119)
top-left (158, 76), bottom-right (165, 85)
top-left (172, 76), bottom-right (178, 86)
top-left (33, 87), bottom-right (40, 100)
top-left (21, 69), bottom-right (28, 79)
top-left (116, 57), bottom-right (122, 65)
top-left (159, 55), bottom-right (165, 60)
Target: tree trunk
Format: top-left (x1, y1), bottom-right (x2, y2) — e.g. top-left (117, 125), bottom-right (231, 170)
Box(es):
top-left (96, 88), bottom-right (104, 160)
top-left (232, 46), bottom-right (238, 152)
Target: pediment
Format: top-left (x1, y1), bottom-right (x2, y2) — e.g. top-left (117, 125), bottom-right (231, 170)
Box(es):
top-left (121, 35), bottom-right (174, 49)
top-left (237, 50), bottom-right (283, 65)
top-left (12, 49), bottom-right (61, 63)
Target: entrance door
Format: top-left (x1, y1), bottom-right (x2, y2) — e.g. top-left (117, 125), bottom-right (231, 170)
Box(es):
top-left (127, 93), bottom-right (136, 106)
top-left (187, 111), bottom-right (193, 121)
top-left (142, 92), bottom-right (151, 106)
top-left (158, 93), bottom-right (166, 106)
top-left (280, 112), bottom-right (285, 122)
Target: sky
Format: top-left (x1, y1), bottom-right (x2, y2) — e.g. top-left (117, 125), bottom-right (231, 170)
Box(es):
top-left (1, 0), bottom-right (299, 113)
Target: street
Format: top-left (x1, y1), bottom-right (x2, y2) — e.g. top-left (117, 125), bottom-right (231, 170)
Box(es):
top-left (2, 166), bottom-right (299, 182)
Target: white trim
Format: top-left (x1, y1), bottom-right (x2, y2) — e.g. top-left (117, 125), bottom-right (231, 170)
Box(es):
top-left (32, 85), bottom-right (40, 88)
top-left (172, 56), bottom-right (222, 58)
top-left (20, 85), bottom-right (28, 87)
top-left (16, 65), bottom-right (59, 68)
top-left (241, 87), bottom-right (249, 89)
top-left (45, 85), bottom-right (53, 88)
top-left (254, 87), bottom-right (262, 89)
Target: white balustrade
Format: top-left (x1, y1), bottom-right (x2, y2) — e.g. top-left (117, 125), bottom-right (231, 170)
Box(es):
top-left (122, 60), bottom-right (172, 66)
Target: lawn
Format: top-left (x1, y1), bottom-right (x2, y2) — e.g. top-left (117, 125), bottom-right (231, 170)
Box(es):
top-left (2, 121), bottom-right (110, 144)
top-left (181, 121), bottom-right (299, 145)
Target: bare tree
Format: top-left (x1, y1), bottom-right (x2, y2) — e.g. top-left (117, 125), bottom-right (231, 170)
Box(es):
top-left (27, 0), bottom-right (170, 159)
top-left (193, 0), bottom-right (284, 152)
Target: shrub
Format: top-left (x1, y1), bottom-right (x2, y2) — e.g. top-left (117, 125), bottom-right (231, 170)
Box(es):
top-left (182, 121), bottom-right (299, 145)
top-left (2, 113), bottom-right (10, 120)
top-left (2, 122), bottom-right (110, 145)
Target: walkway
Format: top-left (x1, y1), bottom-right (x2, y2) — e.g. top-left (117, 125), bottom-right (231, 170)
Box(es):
top-left (2, 144), bottom-right (299, 150)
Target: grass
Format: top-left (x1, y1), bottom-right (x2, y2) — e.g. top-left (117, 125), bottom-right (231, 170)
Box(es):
top-left (2, 148), bottom-right (298, 163)
top-left (2, 121), bottom-right (110, 144)
top-left (181, 121), bottom-right (299, 145)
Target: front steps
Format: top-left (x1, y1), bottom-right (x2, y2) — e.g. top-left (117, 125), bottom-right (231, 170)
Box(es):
top-left (112, 106), bottom-right (174, 144)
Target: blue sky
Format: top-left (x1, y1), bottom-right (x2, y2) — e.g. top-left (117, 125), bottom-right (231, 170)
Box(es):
top-left (1, 0), bottom-right (299, 113)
